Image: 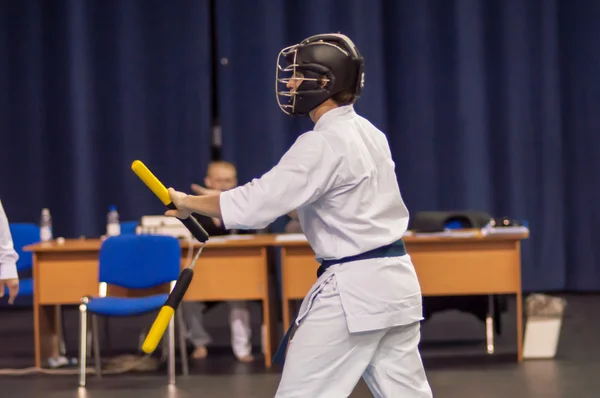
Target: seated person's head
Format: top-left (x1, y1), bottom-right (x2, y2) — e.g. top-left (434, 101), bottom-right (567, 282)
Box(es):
top-left (205, 161), bottom-right (237, 192)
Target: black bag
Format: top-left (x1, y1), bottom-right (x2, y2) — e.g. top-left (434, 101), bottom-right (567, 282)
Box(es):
top-left (408, 210), bottom-right (492, 232)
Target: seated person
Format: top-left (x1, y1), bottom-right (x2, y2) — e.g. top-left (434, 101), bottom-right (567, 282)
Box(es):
top-left (0, 200), bottom-right (19, 303)
top-left (284, 212), bottom-right (303, 234)
top-left (182, 161), bottom-right (257, 362)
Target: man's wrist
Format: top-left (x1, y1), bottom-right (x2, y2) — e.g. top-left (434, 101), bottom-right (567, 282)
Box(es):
top-left (179, 194), bottom-right (192, 211)
top-left (181, 194), bottom-right (193, 214)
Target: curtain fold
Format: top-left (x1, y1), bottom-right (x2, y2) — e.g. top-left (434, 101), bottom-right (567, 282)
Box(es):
top-left (0, 0), bottom-right (213, 238)
top-left (1, 0), bottom-right (597, 291)
top-left (213, 0), bottom-right (599, 291)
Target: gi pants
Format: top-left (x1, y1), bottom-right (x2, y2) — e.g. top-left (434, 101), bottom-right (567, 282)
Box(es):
top-left (275, 270), bottom-right (432, 398)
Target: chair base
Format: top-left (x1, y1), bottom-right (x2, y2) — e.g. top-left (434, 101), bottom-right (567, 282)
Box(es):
top-left (78, 297), bottom-right (189, 387)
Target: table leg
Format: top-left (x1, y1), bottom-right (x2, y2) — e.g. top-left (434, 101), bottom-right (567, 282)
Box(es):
top-left (262, 296), bottom-right (273, 368)
top-left (486, 295), bottom-right (495, 354)
top-left (34, 304), bottom-right (58, 368)
top-left (515, 242), bottom-right (523, 362)
top-left (517, 290), bottom-right (523, 362)
top-left (261, 247), bottom-right (280, 369)
top-left (280, 248), bottom-right (295, 335)
top-left (282, 295), bottom-right (291, 335)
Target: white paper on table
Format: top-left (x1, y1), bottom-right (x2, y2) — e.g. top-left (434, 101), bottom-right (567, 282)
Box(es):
top-left (483, 226), bottom-right (530, 235)
top-left (207, 235), bottom-right (256, 244)
top-left (274, 233), bottom-right (308, 242)
top-left (226, 234), bottom-right (256, 240)
top-left (412, 230), bottom-right (479, 238)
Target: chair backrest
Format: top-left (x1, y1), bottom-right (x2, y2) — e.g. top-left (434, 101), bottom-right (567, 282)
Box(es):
top-left (120, 221), bottom-right (139, 235)
top-left (98, 235), bottom-right (181, 289)
top-left (8, 223), bottom-right (40, 272)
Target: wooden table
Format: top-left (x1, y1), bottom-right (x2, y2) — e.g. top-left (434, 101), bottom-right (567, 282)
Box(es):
top-left (25, 235), bottom-right (280, 369)
top-left (26, 231), bottom-right (529, 369)
top-left (279, 232), bottom-right (529, 362)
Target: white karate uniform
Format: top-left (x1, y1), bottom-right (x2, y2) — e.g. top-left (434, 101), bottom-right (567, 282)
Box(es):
top-left (0, 200), bottom-right (19, 281)
top-left (220, 105), bottom-right (432, 397)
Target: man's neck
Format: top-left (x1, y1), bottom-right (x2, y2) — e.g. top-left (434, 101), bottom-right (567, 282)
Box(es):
top-left (309, 101), bottom-right (338, 124)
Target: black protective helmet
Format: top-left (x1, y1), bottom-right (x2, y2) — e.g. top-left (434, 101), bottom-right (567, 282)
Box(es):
top-left (276, 33), bottom-right (365, 116)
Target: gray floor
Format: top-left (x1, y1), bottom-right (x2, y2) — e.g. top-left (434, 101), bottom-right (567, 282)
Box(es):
top-left (0, 294), bottom-right (598, 397)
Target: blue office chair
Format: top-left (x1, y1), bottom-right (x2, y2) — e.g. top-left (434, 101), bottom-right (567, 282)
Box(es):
top-left (99, 221), bottom-right (137, 351)
top-left (120, 221), bottom-right (139, 235)
top-left (7, 223), bottom-right (39, 297)
top-left (78, 235), bottom-right (189, 387)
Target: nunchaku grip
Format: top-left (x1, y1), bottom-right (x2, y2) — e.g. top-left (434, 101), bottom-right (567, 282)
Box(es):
top-left (131, 159), bottom-right (209, 243)
top-left (165, 268), bottom-right (194, 309)
top-left (141, 268), bottom-right (194, 354)
top-left (131, 160), bottom-right (209, 354)
top-left (167, 202), bottom-right (209, 243)
top-left (141, 306), bottom-right (174, 354)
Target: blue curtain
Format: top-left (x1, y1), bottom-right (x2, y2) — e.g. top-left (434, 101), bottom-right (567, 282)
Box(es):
top-left (0, 0), bottom-right (213, 238)
top-left (214, 0), bottom-right (600, 292)
top-left (1, 0), bottom-right (598, 291)
top-left (559, 1), bottom-right (600, 291)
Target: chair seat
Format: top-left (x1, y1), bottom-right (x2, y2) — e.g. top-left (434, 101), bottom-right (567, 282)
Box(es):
top-left (4, 278), bottom-right (33, 296)
top-left (86, 294), bottom-right (169, 316)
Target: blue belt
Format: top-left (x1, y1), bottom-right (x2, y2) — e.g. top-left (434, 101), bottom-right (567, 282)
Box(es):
top-left (272, 238), bottom-right (407, 365)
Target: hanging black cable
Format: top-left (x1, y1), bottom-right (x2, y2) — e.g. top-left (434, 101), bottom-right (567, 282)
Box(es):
top-left (209, 0), bottom-right (221, 161)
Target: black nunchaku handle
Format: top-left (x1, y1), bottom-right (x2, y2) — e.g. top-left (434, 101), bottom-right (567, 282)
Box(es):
top-left (167, 202), bottom-right (210, 243)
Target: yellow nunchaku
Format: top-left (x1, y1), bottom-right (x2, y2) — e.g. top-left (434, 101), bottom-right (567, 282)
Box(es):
top-left (131, 160), bottom-right (210, 354)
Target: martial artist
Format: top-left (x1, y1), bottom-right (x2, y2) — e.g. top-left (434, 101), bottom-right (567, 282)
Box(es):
top-left (165, 33), bottom-right (432, 398)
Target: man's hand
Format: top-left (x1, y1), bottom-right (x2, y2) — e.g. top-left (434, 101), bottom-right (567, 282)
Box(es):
top-left (165, 186), bottom-right (222, 219)
top-left (0, 278), bottom-right (19, 304)
top-left (165, 188), bottom-right (193, 218)
top-left (191, 184), bottom-right (221, 196)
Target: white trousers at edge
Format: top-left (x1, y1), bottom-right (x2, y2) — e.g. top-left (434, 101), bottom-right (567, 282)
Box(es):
top-left (275, 276), bottom-right (433, 398)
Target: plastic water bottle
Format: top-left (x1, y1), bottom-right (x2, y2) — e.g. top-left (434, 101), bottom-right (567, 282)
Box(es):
top-left (40, 208), bottom-right (53, 242)
top-left (106, 205), bottom-right (121, 236)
